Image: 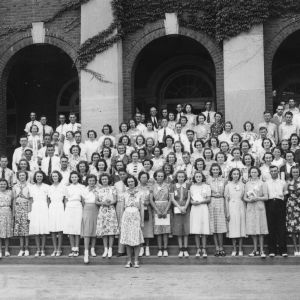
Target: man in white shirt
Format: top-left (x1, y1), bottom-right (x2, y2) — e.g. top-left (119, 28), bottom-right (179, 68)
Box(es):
top-left (24, 112), bottom-right (42, 135)
top-left (24, 148), bottom-right (39, 172)
top-left (59, 156), bottom-right (70, 186)
top-left (40, 115), bottom-right (53, 144)
top-left (135, 112), bottom-right (146, 134)
top-left (258, 111), bottom-right (278, 144)
top-left (12, 136), bottom-right (28, 172)
top-left (265, 165), bottom-right (288, 257)
top-left (55, 114), bottom-right (69, 141)
top-left (278, 111), bottom-right (298, 142)
top-left (74, 131), bottom-right (87, 161)
top-left (186, 130), bottom-right (196, 154)
top-left (149, 106), bottom-right (159, 130)
top-left (202, 101), bottom-right (215, 126)
top-left (271, 105), bottom-right (284, 127)
top-left (173, 123), bottom-right (189, 151)
top-left (37, 134), bottom-right (60, 162)
top-left (0, 156), bottom-right (13, 188)
top-left (283, 98), bottom-right (299, 116)
top-left (66, 113), bottom-right (81, 133)
top-left (157, 118), bottom-right (174, 147)
top-left (41, 145), bottom-right (60, 182)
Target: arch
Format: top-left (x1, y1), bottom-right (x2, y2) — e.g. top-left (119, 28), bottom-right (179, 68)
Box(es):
top-left (264, 18), bottom-right (300, 111)
top-left (0, 31), bottom-right (79, 155)
top-left (122, 20), bottom-right (224, 119)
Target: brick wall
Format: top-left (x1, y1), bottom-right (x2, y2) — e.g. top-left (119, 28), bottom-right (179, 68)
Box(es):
top-left (0, 0), bottom-right (81, 155)
top-left (264, 17), bottom-right (300, 112)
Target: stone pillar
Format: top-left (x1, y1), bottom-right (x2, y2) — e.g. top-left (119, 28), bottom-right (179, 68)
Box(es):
top-left (80, 0), bottom-right (123, 139)
top-left (224, 25), bottom-right (265, 132)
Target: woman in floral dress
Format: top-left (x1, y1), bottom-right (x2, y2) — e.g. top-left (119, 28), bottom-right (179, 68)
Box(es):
top-left (120, 175), bottom-right (144, 268)
top-left (150, 170), bottom-right (171, 257)
top-left (13, 171), bottom-right (31, 256)
top-left (96, 173), bottom-right (119, 258)
top-left (286, 166), bottom-right (300, 256)
top-left (0, 178), bottom-right (13, 257)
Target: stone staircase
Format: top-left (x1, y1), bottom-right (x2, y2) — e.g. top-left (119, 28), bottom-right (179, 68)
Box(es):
top-left (1, 236), bottom-right (300, 265)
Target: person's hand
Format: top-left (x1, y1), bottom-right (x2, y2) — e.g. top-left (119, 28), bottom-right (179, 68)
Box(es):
top-left (226, 215), bottom-right (230, 222)
top-left (141, 223), bottom-right (144, 228)
top-left (180, 207), bottom-right (186, 214)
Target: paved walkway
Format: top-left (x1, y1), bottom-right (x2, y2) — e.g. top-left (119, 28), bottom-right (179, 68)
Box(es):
top-left (0, 265), bottom-right (298, 299)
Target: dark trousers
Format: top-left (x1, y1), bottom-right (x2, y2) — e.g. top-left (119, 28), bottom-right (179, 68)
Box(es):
top-left (266, 199), bottom-right (287, 254)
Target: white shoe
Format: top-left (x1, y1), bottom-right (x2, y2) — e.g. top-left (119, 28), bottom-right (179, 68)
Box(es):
top-left (145, 246), bottom-right (150, 257)
top-left (0, 252), bottom-right (2, 258)
top-left (231, 251), bottom-right (237, 257)
top-left (297, 252), bottom-right (300, 257)
top-left (51, 251), bottom-right (56, 257)
top-left (84, 250), bottom-right (89, 264)
top-left (102, 248), bottom-right (108, 258)
top-left (18, 250), bottom-right (25, 257)
top-left (157, 250), bottom-right (162, 257)
top-left (163, 250), bottom-right (168, 257)
top-left (178, 251), bottom-right (184, 258)
top-left (40, 251), bottom-right (45, 257)
top-left (91, 248), bottom-right (96, 257)
top-left (108, 248), bottom-right (113, 258)
top-left (24, 250), bottom-right (29, 257)
top-left (5, 251), bottom-right (10, 257)
top-left (195, 249), bottom-right (201, 257)
top-left (183, 250), bottom-right (189, 257)
top-left (139, 247), bottom-right (144, 257)
top-left (238, 251), bottom-right (244, 257)
top-left (35, 251), bottom-right (40, 257)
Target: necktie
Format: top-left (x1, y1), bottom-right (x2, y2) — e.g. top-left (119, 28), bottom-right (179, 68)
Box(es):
top-left (178, 134), bottom-right (181, 142)
top-left (207, 112), bottom-right (210, 124)
top-left (1, 168), bottom-right (5, 179)
top-left (163, 128), bottom-right (166, 143)
top-left (190, 142), bottom-right (194, 154)
top-left (48, 157), bottom-right (52, 176)
top-left (153, 118), bottom-right (157, 128)
top-left (43, 125), bottom-right (45, 140)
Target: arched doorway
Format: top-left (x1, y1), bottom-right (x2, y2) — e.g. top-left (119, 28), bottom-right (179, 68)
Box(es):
top-left (6, 44), bottom-right (79, 147)
top-left (272, 30), bottom-right (300, 108)
top-left (134, 35), bottom-right (216, 115)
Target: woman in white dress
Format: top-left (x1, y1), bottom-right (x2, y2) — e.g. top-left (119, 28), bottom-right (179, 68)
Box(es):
top-left (194, 114), bottom-right (210, 142)
top-left (190, 171), bottom-right (211, 257)
top-left (64, 171), bottom-right (85, 257)
top-left (151, 147), bottom-right (164, 172)
top-left (82, 175), bottom-right (99, 264)
top-left (48, 171), bottom-right (66, 257)
top-left (84, 130), bottom-right (99, 163)
top-left (225, 168), bottom-right (246, 256)
top-left (218, 121), bottom-right (234, 148)
top-left (29, 171), bottom-right (49, 257)
top-left (63, 131), bottom-right (76, 157)
top-left (27, 125), bottom-right (42, 162)
top-left (184, 104), bottom-right (196, 128)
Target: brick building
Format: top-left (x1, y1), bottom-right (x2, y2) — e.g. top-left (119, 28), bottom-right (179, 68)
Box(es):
top-left (1, 0), bottom-right (300, 156)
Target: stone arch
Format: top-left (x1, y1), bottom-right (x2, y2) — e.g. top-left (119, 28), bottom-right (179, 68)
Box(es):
top-left (0, 30), bottom-right (79, 154)
top-left (264, 18), bottom-right (300, 111)
top-left (122, 20), bottom-right (224, 119)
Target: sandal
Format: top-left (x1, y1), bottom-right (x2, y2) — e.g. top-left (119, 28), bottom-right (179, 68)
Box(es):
top-left (248, 250), bottom-right (259, 257)
top-left (220, 250), bottom-right (226, 257)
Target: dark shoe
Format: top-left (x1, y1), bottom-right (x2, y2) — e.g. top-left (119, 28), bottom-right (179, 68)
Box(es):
top-left (214, 250), bottom-right (220, 257)
top-left (220, 250), bottom-right (226, 257)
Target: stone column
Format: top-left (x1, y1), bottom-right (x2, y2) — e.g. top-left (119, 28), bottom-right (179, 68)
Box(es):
top-left (80, 0), bottom-right (123, 139)
top-left (224, 25), bottom-right (265, 132)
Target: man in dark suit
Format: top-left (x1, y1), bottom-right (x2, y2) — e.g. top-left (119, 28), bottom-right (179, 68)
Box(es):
top-left (149, 106), bottom-right (159, 130)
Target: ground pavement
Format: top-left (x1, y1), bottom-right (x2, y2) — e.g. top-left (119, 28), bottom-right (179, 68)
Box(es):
top-left (0, 265), bottom-right (298, 299)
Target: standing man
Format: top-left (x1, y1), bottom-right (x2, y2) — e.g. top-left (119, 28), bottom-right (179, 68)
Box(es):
top-left (258, 111), bottom-right (278, 144)
top-left (283, 98), bottom-right (299, 116)
top-left (74, 131), bottom-right (87, 161)
top-left (202, 101), bottom-right (216, 127)
top-left (59, 156), bottom-right (70, 186)
top-left (12, 136), bottom-right (28, 172)
top-left (272, 105), bottom-right (284, 127)
top-left (278, 111), bottom-right (298, 142)
top-left (24, 112), bottom-right (41, 135)
top-left (149, 106), bottom-right (159, 130)
top-left (41, 145), bottom-right (60, 183)
top-left (40, 115), bottom-right (53, 144)
top-left (66, 112), bottom-right (81, 133)
top-left (186, 130), bottom-right (196, 154)
top-left (0, 156), bottom-right (13, 188)
top-left (157, 118), bottom-right (174, 148)
top-left (176, 104), bottom-right (184, 122)
top-left (56, 114), bottom-right (68, 141)
top-left (135, 112), bottom-right (146, 134)
top-left (173, 123), bottom-right (189, 151)
top-left (265, 165), bottom-right (288, 257)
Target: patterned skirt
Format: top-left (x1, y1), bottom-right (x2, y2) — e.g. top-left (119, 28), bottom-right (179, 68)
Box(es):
top-left (0, 207), bottom-right (13, 238)
top-left (96, 205), bottom-right (119, 237)
top-left (209, 197), bottom-right (227, 234)
top-left (14, 198), bottom-right (29, 237)
top-left (120, 207), bottom-right (144, 246)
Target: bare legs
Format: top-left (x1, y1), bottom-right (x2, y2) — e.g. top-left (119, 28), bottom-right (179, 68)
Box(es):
top-left (51, 232), bottom-right (62, 252)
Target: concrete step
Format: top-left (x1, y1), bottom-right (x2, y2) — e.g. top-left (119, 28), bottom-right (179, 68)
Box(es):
top-left (0, 255), bottom-right (300, 265)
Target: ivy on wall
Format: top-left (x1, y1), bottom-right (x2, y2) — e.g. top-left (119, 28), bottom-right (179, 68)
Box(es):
top-left (2, 0), bottom-right (300, 72)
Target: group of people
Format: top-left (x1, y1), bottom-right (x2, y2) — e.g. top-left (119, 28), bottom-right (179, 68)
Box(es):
top-left (1, 99), bottom-right (300, 268)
